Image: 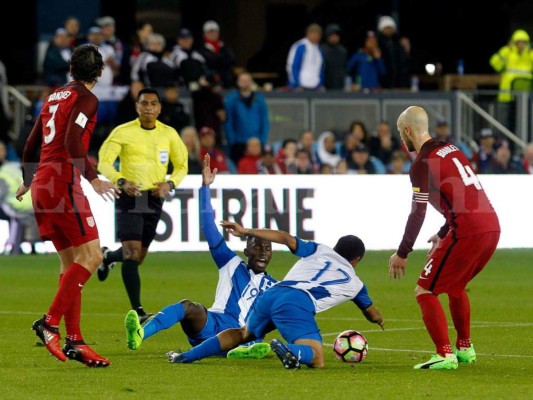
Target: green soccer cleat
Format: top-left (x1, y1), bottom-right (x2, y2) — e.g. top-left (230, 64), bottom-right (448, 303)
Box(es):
top-left (454, 344), bottom-right (476, 364)
top-left (227, 342), bottom-right (272, 359)
top-left (413, 353), bottom-right (458, 370)
top-left (125, 310), bottom-right (144, 350)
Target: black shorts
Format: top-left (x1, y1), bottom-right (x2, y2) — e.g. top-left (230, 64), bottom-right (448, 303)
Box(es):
top-left (115, 191), bottom-right (164, 248)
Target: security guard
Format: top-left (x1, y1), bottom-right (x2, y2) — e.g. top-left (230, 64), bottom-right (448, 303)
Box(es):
top-left (490, 29), bottom-right (533, 132)
top-left (97, 87), bottom-right (188, 322)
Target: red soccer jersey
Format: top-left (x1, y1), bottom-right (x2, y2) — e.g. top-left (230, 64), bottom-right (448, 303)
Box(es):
top-left (23, 81), bottom-right (99, 185)
top-left (397, 139), bottom-right (500, 258)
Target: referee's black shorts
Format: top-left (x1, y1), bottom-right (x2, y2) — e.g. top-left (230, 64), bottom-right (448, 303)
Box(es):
top-left (115, 191), bottom-right (164, 248)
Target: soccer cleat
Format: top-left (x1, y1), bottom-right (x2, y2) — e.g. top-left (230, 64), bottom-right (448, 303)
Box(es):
top-left (62, 340), bottom-right (110, 367)
top-left (454, 344), bottom-right (476, 364)
top-left (270, 339), bottom-right (300, 369)
top-left (167, 351), bottom-right (192, 364)
top-left (125, 310), bottom-right (144, 350)
top-left (227, 342), bottom-right (271, 359)
top-left (32, 315), bottom-right (67, 362)
top-left (413, 353), bottom-right (458, 370)
top-left (97, 247), bottom-right (115, 282)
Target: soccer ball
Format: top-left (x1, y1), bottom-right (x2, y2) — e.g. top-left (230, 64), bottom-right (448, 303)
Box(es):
top-left (333, 330), bottom-right (368, 363)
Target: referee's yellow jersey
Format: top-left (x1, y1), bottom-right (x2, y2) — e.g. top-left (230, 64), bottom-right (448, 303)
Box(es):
top-left (97, 119), bottom-right (188, 190)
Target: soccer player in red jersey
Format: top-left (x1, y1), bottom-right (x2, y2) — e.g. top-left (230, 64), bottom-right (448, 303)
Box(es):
top-left (15, 44), bottom-right (119, 367)
top-left (389, 106), bottom-right (500, 370)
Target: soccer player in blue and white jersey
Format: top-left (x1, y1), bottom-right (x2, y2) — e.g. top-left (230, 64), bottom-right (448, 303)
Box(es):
top-left (167, 221), bottom-right (384, 368)
top-left (124, 154), bottom-right (277, 359)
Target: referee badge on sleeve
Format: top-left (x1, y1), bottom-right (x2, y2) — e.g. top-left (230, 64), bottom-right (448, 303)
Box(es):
top-left (159, 150), bottom-right (169, 164)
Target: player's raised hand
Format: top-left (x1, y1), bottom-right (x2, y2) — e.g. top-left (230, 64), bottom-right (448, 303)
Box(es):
top-left (388, 253), bottom-right (406, 279)
top-left (427, 234), bottom-right (441, 256)
top-left (91, 178), bottom-right (120, 201)
top-left (202, 153), bottom-right (218, 187)
top-left (15, 183), bottom-right (30, 202)
top-left (220, 220), bottom-right (246, 237)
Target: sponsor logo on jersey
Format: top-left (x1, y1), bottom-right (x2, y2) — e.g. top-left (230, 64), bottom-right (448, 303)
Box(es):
top-left (48, 90), bottom-right (72, 102)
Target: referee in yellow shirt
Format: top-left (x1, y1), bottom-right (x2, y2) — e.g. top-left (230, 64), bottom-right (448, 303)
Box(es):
top-left (97, 88), bottom-right (188, 323)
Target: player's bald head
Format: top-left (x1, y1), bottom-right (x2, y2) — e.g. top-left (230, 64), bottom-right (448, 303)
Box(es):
top-left (397, 106), bottom-right (429, 135)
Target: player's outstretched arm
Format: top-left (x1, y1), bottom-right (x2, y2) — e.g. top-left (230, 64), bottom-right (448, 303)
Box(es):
top-left (220, 221), bottom-right (298, 251)
top-left (362, 305), bottom-right (384, 330)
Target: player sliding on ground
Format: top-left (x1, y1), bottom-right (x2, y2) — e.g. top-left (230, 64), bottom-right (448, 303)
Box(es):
top-left (124, 154), bottom-right (277, 359)
top-left (167, 223), bottom-right (384, 369)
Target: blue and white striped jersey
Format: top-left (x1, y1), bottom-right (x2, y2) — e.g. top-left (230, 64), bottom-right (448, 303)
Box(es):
top-left (278, 237), bottom-right (372, 313)
top-left (200, 187), bottom-right (277, 325)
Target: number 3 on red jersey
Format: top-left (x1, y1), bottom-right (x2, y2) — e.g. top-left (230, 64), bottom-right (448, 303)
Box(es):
top-left (44, 104), bottom-right (59, 144)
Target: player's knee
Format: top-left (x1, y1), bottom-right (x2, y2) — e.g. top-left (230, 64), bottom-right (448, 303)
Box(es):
top-left (181, 300), bottom-right (203, 318)
top-left (91, 248), bottom-right (103, 266)
top-left (123, 248), bottom-right (141, 261)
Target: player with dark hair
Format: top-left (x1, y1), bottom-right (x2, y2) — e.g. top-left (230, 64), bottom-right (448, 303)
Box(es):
top-left (389, 106), bottom-right (500, 370)
top-left (97, 87), bottom-right (188, 322)
top-left (124, 154), bottom-right (276, 359)
top-left (16, 44), bottom-right (119, 367)
top-left (167, 221), bottom-right (384, 369)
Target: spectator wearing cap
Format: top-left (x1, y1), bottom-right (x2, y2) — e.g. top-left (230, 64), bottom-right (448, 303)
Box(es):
top-left (224, 71), bottom-right (270, 164)
top-left (320, 23), bottom-right (348, 90)
top-left (286, 23), bottom-right (325, 90)
top-left (347, 143), bottom-right (377, 174)
top-left (199, 126), bottom-right (230, 173)
top-left (471, 128), bottom-right (497, 173)
top-left (432, 119), bottom-right (473, 160)
top-left (376, 15), bottom-right (410, 89)
top-left (97, 15), bottom-right (128, 85)
top-left (484, 141), bottom-right (527, 174)
top-left (490, 29), bottom-right (533, 132)
top-left (257, 144), bottom-right (283, 175)
top-left (42, 28), bottom-right (72, 87)
top-left (166, 28), bottom-right (208, 88)
top-left (347, 31), bottom-right (386, 92)
top-left (199, 20), bottom-right (236, 88)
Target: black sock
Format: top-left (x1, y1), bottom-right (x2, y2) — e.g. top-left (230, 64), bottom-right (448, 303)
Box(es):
top-left (106, 247), bottom-right (124, 263)
top-left (121, 259), bottom-right (141, 310)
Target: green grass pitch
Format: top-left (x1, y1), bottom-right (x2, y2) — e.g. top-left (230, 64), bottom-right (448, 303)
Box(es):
top-left (0, 249), bottom-right (532, 399)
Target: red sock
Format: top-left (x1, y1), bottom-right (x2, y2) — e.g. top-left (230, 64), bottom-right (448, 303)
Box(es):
top-left (46, 263), bottom-right (91, 327)
top-left (416, 293), bottom-right (452, 356)
top-left (59, 270), bottom-right (84, 341)
top-left (449, 290), bottom-right (471, 349)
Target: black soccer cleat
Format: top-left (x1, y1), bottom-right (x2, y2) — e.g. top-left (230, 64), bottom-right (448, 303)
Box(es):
top-left (270, 339), bottom-right (300, 369)
top-left (97, 247), bottom-right (115, 282)
top-left (62, 340), bottom-right (110, 367)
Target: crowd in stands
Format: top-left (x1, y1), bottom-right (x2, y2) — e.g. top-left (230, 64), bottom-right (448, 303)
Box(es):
top-left (1, 14), bottom-right (533, 179)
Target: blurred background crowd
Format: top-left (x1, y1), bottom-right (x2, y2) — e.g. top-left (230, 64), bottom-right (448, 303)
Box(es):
top-left (1, 0), bottom-right (533, 254)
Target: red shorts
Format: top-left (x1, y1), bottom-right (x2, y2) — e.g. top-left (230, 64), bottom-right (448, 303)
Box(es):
top-left (31, 179), bottom-right (99, 251)
top-left (417, 231), bottom-right (500, 295)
